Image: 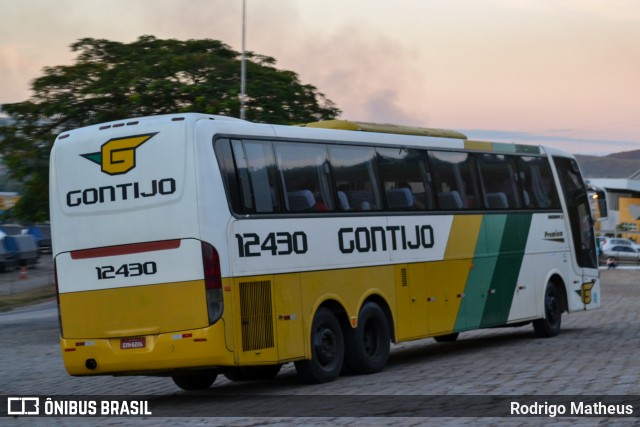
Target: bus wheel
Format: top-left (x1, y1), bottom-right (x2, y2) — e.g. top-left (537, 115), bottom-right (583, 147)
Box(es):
top-left (295, 307), bottom-right (344, 383)
top-left (434, 332), bottom-right (459, 343)
top-left (171, 371), bottom-right (218, 390)
top-left (344, 302), bottom-right (390, 375)
top-left (223, 365), bottom-right (282, 381)
top-left (533, 281), bottom-right (562, 338)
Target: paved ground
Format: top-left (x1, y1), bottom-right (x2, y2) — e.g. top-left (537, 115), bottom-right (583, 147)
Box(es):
top-left (1, 265), bottom-right (639, 426)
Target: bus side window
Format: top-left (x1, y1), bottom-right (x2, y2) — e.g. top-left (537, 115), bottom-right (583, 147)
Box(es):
top-left (516, 157), bottom-right (560, 209)
top-left (214, 138), bottom-right (244, 213)
top-left (428, 151), bottom-right (481, 210)
top-left (274, 142), bottom-right (335, 213)
top-left (477, 154), bottom-right (521, 209)
top-left (377, 147), bottom-right (434, 211)
top-left (328, 146), bottom-right (382, 212)
top-left (230, 140), bottom-right (282, 213)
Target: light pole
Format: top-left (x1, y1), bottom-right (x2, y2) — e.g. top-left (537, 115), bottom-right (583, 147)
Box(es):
top-left (240, 0), bottom-right (247, 120)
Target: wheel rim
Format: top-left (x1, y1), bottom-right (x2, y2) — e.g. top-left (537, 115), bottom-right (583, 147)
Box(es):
top-left (362, 319), bottom-right (379, 357)
top-left (545, 292), bottom-right (560, 325)
top-left (315, 325), bottom-right (338, 367)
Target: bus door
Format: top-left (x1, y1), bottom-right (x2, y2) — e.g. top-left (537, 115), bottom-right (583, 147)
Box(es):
top-left (553, 157), bottom-right (599, 308)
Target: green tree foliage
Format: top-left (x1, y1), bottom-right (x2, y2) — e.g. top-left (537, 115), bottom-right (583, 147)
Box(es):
top-left (0, 35), bottom-right (341, 221)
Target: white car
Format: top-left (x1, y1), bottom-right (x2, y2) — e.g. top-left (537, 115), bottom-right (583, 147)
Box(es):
top-left (601, 238), bottom-right (640, 252)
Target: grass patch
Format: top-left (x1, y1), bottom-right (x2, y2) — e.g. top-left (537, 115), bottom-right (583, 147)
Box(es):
top-left (0, 285), bottom-right (56, 312)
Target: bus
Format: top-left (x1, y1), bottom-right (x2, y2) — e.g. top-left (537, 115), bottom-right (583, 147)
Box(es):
top-left (50, 114), bottom-right (605, 390)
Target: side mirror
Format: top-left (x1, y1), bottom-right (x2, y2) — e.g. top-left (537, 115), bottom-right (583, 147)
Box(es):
top-left (587, 187), bottom-right (608, 221)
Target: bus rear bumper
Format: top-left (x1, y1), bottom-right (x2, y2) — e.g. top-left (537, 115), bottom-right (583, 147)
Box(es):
top-left (60, 321), bottom-right (234, 376)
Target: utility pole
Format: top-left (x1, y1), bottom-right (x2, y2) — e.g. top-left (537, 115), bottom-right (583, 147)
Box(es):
top-left (240, 0), bottom-right (247, 120)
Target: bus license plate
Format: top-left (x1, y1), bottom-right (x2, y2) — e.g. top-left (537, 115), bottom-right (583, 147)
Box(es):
top-left (120, 337), bottom-right (146, 350)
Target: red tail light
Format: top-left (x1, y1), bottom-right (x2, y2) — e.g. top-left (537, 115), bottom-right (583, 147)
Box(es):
top-left (201, 242), bottom-right (223, 324)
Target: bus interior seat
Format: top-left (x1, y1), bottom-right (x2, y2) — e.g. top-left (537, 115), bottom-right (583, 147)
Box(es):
top-left (351, 191), bottom-right (374, 211)
top-left (438, 191), bottom-right (463, 210)
top-left (486, 192), bottom-right (509, 209)
top-left (287, 190), bottom-right (315, 211)
top-left (337, 191), bottom-right (350, 211)
top-left (387, 188), bottom-right (414, 210)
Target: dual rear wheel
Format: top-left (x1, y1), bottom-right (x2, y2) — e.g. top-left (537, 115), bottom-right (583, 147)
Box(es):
top-left (295, 303), bottom-right (390, 383)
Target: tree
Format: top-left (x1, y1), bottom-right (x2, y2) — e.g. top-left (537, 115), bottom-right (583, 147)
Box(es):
top-left (0, 35), bottom-right (341, 221)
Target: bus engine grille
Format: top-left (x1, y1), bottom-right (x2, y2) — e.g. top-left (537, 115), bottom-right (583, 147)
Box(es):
top-left (239, 280), bottom-right (275, 352)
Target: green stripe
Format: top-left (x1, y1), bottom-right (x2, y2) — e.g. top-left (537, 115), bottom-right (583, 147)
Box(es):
top-left (455, 214), bottom-right (507, 330)
top-left (480, 213), bottom-right (533, 327)
top-left (454, 213), bottom-right (533, 331)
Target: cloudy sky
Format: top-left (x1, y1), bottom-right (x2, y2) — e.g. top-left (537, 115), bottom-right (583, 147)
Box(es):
top-left (1, 0), bottom-right (639, 154)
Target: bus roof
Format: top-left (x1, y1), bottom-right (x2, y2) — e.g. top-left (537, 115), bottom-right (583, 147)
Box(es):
top-left (300, 119), bottom-right (547, 155)
top-left (301, 119), bottom-right (467, 140)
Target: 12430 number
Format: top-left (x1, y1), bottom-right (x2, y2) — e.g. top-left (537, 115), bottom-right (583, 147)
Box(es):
top-left (95, 262), bottom-right (157, 280)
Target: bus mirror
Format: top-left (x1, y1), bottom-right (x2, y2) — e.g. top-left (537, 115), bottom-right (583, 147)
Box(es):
top-left (588, 188), bottom-right (608, 221)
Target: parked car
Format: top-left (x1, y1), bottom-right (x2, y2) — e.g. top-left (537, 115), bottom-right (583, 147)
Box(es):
top-left (0, 239), bottom-right (17, 272)
top-left (3, 234), bottom-right (39, 267)
top-left (601, 245), bottom-right (640, 263)
top-left (601, 238), bottom-right (640, 252)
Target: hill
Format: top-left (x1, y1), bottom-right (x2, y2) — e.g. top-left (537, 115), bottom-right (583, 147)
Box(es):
top-left (575, 154), bottom-right (640, 179)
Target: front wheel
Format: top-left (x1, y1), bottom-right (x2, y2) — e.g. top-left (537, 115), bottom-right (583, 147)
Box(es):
top-left (295, 307), bottom-right (344, 383)
top-left (344, 302), bottom-right (390, 375)
top-left (533, 281), bottom-right (562, 338)
top-left (171, 370), bottom-right (218, 390)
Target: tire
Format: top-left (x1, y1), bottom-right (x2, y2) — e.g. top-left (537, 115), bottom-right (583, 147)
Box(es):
top-left (171, 371), bottom-right (218, 391)
top-left (223, 364), bottom-right (282, 381)
top-left (433, 332), bottom-right (459, 343)
top-left (344, 302), bottom-right (390, 375)
top-left (533, 281), bottom-right (562, 338)
top-left (295, 307), bottom-right (344, 383)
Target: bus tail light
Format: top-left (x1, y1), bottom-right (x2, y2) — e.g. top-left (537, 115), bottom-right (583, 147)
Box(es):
top-left (201, 242), bottom-right (223, 325)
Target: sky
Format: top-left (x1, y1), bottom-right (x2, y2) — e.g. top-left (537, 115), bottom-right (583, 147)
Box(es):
top-left (1, 0), bottom-right (640, 155)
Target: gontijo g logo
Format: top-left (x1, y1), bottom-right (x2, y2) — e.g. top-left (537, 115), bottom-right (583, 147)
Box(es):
top-left (81, 133), bottom-right (157, 175)
top-left (68, 132), bottom-right (176, 208)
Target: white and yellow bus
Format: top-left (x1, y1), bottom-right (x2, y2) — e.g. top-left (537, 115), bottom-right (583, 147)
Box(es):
top-left (50, 114), bottom-right (605, 390)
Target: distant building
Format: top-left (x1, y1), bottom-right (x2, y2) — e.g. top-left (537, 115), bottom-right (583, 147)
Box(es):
top-left (588, 171), bottom-right (640, 240)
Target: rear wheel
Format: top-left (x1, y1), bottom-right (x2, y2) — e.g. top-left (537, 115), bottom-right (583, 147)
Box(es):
top-left (533, 281), bottom-right (562, 338)
top-left (344, 302), bottom-right (390, 375)
top-left (171, 371), bottom-right (218, 390)
top-left (295, 307), bottom-right (344, 383)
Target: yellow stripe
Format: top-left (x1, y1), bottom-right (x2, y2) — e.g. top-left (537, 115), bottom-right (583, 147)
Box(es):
top-left (464, 140), bottom-right (494, 152)
top-left (445, 215), bottom-right (483, 259)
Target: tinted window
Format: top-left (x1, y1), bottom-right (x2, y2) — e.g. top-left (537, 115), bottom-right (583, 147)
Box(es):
top-left (214, 138), bottom-right (242, 212)
top-left (554, 156), bottom-right (597, 269)
top-left (516, 157), bottom-right (560, 209)
top-left (477, 154), bottom-right (521, 209)
top-left (377, 147), bottom-right (434, 210)
top-left (429, 151), bottom-right (480, 210)
top-left (328, 146), bottom-right (381, 211)
top-left (231, 140), bottom-right (282, 213)
top-left (274, 142), bottom-right (334, 212)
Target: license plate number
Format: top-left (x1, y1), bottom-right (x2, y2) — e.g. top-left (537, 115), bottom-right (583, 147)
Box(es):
top-left (120, 337), bottom-right (146, 350)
